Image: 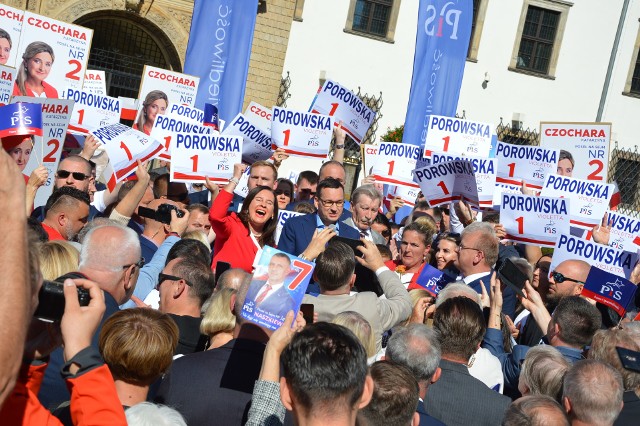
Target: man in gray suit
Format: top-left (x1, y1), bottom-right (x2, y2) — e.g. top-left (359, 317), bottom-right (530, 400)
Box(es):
top-left (343, 184), bottom-right (386, 245)
top-left (425, 296), bottom-right (511, 425)
top-left (302, 240), bottom-right (412, 352)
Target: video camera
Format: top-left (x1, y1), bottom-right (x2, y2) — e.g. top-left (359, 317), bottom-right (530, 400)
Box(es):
top-left (138, 203), bottom-right (185, 225)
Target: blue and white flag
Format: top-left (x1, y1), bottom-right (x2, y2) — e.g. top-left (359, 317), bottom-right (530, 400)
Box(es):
top-left (184, 0), bottom-right (259, 123)
top-left (582, 267), bottom-right (637, 316)
top-left (402, 0), bottom-right (473, 147)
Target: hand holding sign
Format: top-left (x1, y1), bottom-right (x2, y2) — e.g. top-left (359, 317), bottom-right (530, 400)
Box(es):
top-left (413, 159), bottom-right (479, 208)
top-left (171, 133), bottom-right (243, 183)
top-left (271, 107), bottom-right (332, 158)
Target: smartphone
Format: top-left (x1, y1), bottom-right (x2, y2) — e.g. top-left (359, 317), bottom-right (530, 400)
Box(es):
top-left (332, 236), bottom-right (365, 258)
top-left (617, 347), bottom-right (640, 374)
top-left (215, 261), bottom-right (232, 287)
top-left (34, 280), bottom-right (90, 323)
top-left (497, 258), bottom-right (528, 298)
top-left (300, 303), bottom-right (314, 324)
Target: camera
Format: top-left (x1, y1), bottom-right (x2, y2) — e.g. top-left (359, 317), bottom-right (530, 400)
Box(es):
top-left (34, 280), bottom-right (91, 323)
top-left (138, 203), bottom-right (185, 225)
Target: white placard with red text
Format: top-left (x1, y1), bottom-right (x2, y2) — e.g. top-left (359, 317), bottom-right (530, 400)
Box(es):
top-left (385, 184), bottom-right (420, 208)
top-left (270, 106), bottom-right (332, 158)
top-left (223, 112), bottom-right (273, 164)
top-left (82, 70), bottom-right (106, 95)
top-left (16, 11), bottom-right (93, 95)
top-left (585, 211), bottom-right (640, 252)
top-left (245, 101), bottom-right (271, 132)
top-left (12, 96), bottom-right (73, 207)
top-left (370, 142), bottom-right (421, 187)
top-left (424, 115), bottom-right (493, 157)
top-left (309, 79), bottom-right (376, 144)
top-left (137, 65), bottom-right (199, 107)
top-left (413, 159), bottom-right (479, 208)
top-left (64, 88), bottom-right (120, 134)
top-left (0, 64), bottom-right (15, 105)
top-left (91, 123), bottom-right (166, 191)
top-left (275, 210), bottom-right (304, 244)
top-left (550, 234), bottom-right (639, 279)
top-left (495, 141), bottom-right (559, 189)
top-left (0, 4), bottom-right (24, 68)
top-left (150, 113), bottom-right (212, 161)
top-left (170, 133), bottom-right (243, 184)
top-left (500, 193), bottom-right (570, 247)
top-left (540, 122), bottom-right (611, 182)
top-left (431, 151), bottom-right (496, 208)
top-left (540, 174), bottom-right (614, 229)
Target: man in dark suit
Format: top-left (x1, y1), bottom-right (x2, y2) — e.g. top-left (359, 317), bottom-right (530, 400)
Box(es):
top-left (245, 252), bottom-right (296, 321)
top-left (343, 184), bottom-right (387, 244)
top-left (278, 177), bottom-right (360, 257)
top-left (425, 296), bottom-right (511, 425)
top-left (454, 221), bottom-right (516, 319)
top-left (155, 274), bottom-right (271, 426)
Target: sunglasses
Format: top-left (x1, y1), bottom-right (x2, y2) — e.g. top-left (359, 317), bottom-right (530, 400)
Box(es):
top-left (274, 189), bottom-right (292, 197)
top-left (56, 170), bottom-right (90, 181)
top-left (551, 271), bottom-right (585, 285)
top-left (156, 272), bottom-right (192, 290)
top-left (123, 258), bottom-right (145, 270)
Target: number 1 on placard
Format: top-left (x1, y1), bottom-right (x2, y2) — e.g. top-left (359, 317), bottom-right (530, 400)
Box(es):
top-left (120, 142), bottom-right (132, 161)
top-left (190, 155), bottom-right (198, 172)
top-left (77, 109), bottom-right (85, 125)
top-left (507, 163), bottom-right (516, 178)
top-left (436, 181), bottom-right (449, 195)
top-left (387, 160), bottom-right (395, 175)
top-left (282, 129), bottom-right (290, 146)
top-left (515, 216), bottom-right (524, 234)
top-left (163, 136), bottom-right (171, 150)
top-left (442, 136), bottom-right (450, 151)
top-left (328, 103), bottom-right (339, 116)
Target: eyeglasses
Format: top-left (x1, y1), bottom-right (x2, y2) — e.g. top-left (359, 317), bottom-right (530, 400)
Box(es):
top-left (550, 271), bottom-right (585, 285)
top-left (299, 188), bottom-right (316, 196)
top-left (317, 198), bottom-right (345, 208)
top-left (156, 272), bottom-right (193, 290)
top-left (56, 170), bottom-right (90, 181)
top-left (457, 244), bottom-right (482, 253)
top-left (274, 189), bottom-right (292, 197)
top-left (123, 258), bottom-right (145, 270)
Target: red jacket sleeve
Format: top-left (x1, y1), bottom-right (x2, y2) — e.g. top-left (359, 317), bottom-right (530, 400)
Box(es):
top-left (209, 189), bottom-right (237, 238)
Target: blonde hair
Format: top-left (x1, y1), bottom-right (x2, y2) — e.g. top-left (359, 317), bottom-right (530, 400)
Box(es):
top-left (17, 41), bottom-right (55, 96)
top-left (39, 241), bottom-right (79, 280)
top-left (136, 90), bottom-right (168, 131)
top-left (182, 231), bottom-right (211, 253)
top-left (331, 311), bottom-right (376, 358)
top-left (200, 287), bottom-right (236, 338)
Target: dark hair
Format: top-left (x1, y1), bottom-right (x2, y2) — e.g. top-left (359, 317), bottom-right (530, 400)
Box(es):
top-left (0, 28), bottom-right (11, 47)
top-left (403, 221), bottom-right (435, 248)
top-left (117, 181), bottom-right (137, 202)
top-left (297, 170), bottom-right (319, 186)
top-left (315, 177), bottom-right (344, 199)
top-left (315, 241), bottom-right (355, 291)
top-left (553, 296), bottom-right (601, 348)
top-left (358, 361), bottom-right (419, 426)
top-left (27, 217), bottom-right (49, 242)
top-left (276, 178), bottom-right (294, 197)
top-left (281, 322), bottom-right (368, 413)
top-left (559, 150), bottom-right (575, 167)
top-left (172, 258), bottom-right (215, 307)
top-left (45, 185), bottom-right (90, 213)
top-left (238, 186), bottom-right (278, 247)
top-left (434, 296), bottom-right (486, 360)
top-left (376, 244), bottom-right (392, 260)
top-left (187, 203), bottom-right (209, 215)
top-left (271, 252), bottom-right (291, 266)
top-left (166, 238), bottom-right (212, 267)
top-left (153, 173), bottom-right (169, 198)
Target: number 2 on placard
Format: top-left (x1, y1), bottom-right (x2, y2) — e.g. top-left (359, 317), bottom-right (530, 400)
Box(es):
top-left (587, 159), bottom-right (604, 180)
top-left (282, 129), bottom-right (290, 146)
top-left (437, 181), bottom-right (449, 195)
top-left (190, 155), bottom-right (198, 172)
top-left (43, 139), bottom-right (60, 163)
top-left (515, 216), bottom-right (524, 234)
top-left (120, 142), bottom-right (132, 161)
top-left (66, 59), bottom-right (82, 81)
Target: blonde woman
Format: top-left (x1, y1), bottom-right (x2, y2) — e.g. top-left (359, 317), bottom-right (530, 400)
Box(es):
top-left (200, 288), bottom-right (236, 350)
top-left (13, 41), bottom-right (58, 98)
top-left (39, 240), bottom-right (79, 280)
top-left (331, 311), bottom-right (376, 361)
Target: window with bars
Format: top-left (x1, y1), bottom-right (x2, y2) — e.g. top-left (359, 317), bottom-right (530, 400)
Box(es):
top-left (468, 0), bottom-right (480, 58)
top-left (352, 0), bottom-right (392, 37)
top-left (516, 6), bottom-right (560, 74)
top-left (631, 47), bottom-right (640, 95)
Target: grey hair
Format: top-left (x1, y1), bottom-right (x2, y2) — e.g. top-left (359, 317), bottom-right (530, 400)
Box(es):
top-left (386, 324), bottom-right (441, 385)
top-left (79, 224), bottom-right (141, 272)
top-left (563, 360), bottom-right (624, 425)
top-left (436, 282), bottom-right (481, 308)
top-left (519, 345), bottom-right (570, 401)
top-left (461, 221), bottom-right (499, 267)
top-left (502, 395), bottom-right (569, 426)
top-left (125, 402), bottom-right (187, 426)
top-left (351, 184), bottom-right (382, 205)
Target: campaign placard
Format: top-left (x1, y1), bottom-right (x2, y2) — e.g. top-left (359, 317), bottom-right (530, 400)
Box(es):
top-left (0, 4), bottom-right (24, 68)
top-left (64, 88), bottom-right (120, 134)
top-left (540, 174), bottom-right (614, 229)
top-left (275, 210), bottom-right (303, 244)
top-left (492, 182), bottom-right (522, 209)
top-left (91, 123), bottom-right (166, 191)
top-left (82, 70), bottom-right (106, 95)
top-left (582, 267), bottom-right (637, 316)
top-left (138, 65), bottom-right (199, 107)
top-left (149, 113), bottom-right (212, 161)
top-left (585, 211), bottom-right (640, 252)
top-left (12, 96), bottom-right (74, 208)
top-left (241, 246), bottom-right (314, 331)
top-left (170, 133), bottom-right (242, 184)
top-left (15, 12), bottom-right (93, 95)
top-left (233, 166), bottom-right (250, 199)
top-left (540, 122), bottom-right (611, 182)
top-left (408, 264), bottom-right (455, 295)
top-left (500, 193), bottom-right (570, 247)
top-left (550, 234), bottom-right (639, 279)
top-left (0, 64), bottom-right (15, 105)
top-left (309, 79), bottom-right (376, 144)
top-left (270, 106), bottom-right (332, 158)
top-left (495, 141), bottom-right (559, 189)
top-left (385, 184), bottom-right (420, 208)
top-left (431, 151), bottom-right (496, 208)
top-left (370, 142), bottom-right (422, 187)
top-left (245, 101), bottom-right (272, 132)
top-left (168, 103), bottom-right (205, 124)
top-left (223, 112), bottom-right (273, 164)
top-left (413, 159), bottom-right (479, 208)
top-left (424, 115), bottom-right (493, 157)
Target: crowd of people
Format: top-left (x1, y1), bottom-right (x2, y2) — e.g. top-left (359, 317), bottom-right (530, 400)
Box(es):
top-left (1, 121), bottom-right (640, 426)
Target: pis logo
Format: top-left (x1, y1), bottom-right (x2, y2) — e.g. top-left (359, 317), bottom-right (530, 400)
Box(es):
top-left (532, 168), bottom-right (545, 179)
top-left (308, 135), bottom-right (319, 147)
top-left (610, 237), bottom-right (625, 250)
top-left (424, 2), bottom-right (463, 40)
top-left (217, 158), bottom-right (229, 171)
top-left (466, 140), bottom-right (478, 154)
top-left (544, 220), bottom-right (556, 234)
top-left (580, 203), bottom-right (593, 215)
top-left (11, 105), bottom-right (32, 126)
top-left (600, 278), bottom-right (625, 301)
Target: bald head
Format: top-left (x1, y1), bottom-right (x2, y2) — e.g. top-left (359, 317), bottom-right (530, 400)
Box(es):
top-left (548, 259), bottom-right (590, 303)
top-left (503, 395), bottom-right (569, 426)
top-left (216, 268), bottom-right (250, 292)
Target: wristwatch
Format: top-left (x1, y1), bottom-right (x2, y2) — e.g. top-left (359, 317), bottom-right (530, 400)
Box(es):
top-left (335, 144), bottom-right (345, 149)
